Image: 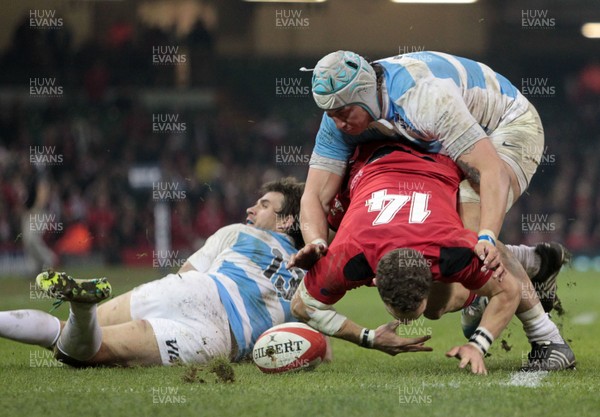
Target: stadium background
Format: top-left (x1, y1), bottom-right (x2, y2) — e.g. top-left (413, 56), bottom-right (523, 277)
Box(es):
top-left (1, 0), bottom-right (599, 277)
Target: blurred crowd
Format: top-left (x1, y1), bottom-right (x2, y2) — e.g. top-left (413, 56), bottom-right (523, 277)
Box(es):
top-left (0, 17), bottom-right (599, 273)
top-left (0, 93), bottom-right (315, 268)
top-left (502, 64), bottom-right (600, 255)
top-left (0, 16), bottom-right (316, 272)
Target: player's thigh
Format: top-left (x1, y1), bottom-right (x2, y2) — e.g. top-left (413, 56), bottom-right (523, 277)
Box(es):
top-left (129, 272), bottom-right (234, 365)
top-left (488, 104), bottom-right (544, 200)
top-left (97, 291), bottom-right (133, 326)
top-left (91, 319), bottom-right (161, 366)
top-left (458, 201), bottom-right (480, 232)
top-left (457, 106), bottom-right (544, 223)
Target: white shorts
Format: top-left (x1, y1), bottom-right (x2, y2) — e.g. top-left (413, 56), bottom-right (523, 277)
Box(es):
top-left (130, 271), bottom-right (232, 365)
top-left (459, 103), bottom-right (544, 211)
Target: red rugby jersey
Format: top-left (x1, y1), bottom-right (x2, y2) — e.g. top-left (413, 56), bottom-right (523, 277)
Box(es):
top-left (308, 142), bottom-right (492, 305)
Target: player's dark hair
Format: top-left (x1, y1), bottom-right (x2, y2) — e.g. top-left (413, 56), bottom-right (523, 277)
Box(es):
top-left (260, 177), bottom-right (305, 249)
top-left (376, 248), bottom-right (433, 313)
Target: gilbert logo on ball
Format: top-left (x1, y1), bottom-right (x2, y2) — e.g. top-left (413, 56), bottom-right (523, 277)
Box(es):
top-left (253, 322), bottom-right (327, 374)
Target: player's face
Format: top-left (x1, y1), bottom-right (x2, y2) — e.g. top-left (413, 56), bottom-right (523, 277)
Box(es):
top-left (326, 105), bottom-right (373, 135)
top-left (383, 299), bottom-right (427, 323)
top-left (246, 191), bottom-right (286, 232)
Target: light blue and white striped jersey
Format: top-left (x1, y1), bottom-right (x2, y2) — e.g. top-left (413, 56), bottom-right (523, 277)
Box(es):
top-left (312, 51), bottom-right (531, 175)
top-left (187, 223), bottom-right (304, 360)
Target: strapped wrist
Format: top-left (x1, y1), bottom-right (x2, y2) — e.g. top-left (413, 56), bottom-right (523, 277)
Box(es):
top-left (311, 238), bottom-right (328, 248)
top-left (359, 328), bottom-right (375, 348)
top-left (468, 326), bottom-right (494, 355)
top-left (477, 229), bottom-right (496, 247)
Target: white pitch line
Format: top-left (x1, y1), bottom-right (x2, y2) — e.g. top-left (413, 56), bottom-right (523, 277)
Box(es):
top-left (571, 312), bottom-right (598, 325)
top-left (504, 371), bottom-right (548, 387)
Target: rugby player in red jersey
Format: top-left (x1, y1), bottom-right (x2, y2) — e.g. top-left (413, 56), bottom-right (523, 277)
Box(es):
top-left (291, 141), bottom-right (575, 374)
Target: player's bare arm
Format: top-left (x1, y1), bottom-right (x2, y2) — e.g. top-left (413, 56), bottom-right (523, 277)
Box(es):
top-left (291, 282), bottom-right (431, 355)
top-left (289, 168), bottom-right (342, 269)
top-left (446, 243), bottom-right (521, 375)
top-left (457, 139), bottom-right (511, 278)
top-left (457, 139), bottom-right (510, 236)
top-left (336, 319), bottom-right (432, 355)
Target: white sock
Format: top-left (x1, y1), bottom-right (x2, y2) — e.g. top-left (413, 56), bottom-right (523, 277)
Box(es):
top-left (0, 310), bottom-right (61, 348)
top-left (56, 302), bottom-right (102, 361)
top-left (506, 244), bottom-right (540, 277)
top-left (517, 303), bottom-right (564, 344)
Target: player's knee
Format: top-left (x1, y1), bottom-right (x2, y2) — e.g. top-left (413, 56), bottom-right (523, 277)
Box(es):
top-left (53, 347), bottom-right (95, 368)
top-left (504, 274), bottom-right (522, 301)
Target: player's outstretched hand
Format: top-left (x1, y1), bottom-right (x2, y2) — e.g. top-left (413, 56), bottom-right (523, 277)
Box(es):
top-left (474, 241), bottom-right (506, 281)
top-left (445, 344), bottom-right (487, 375)
top-left (373, 321), bottom-right (433, 356)
top-left (287, 242), bottom-right (328, 270)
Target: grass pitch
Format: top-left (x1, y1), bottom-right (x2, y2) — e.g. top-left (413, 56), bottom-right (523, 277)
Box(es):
top-left (0, 267), bottom-right (598, 417)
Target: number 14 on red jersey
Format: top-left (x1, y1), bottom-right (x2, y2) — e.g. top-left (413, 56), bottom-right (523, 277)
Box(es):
top-left (365, 189), bottom-right (431, 225)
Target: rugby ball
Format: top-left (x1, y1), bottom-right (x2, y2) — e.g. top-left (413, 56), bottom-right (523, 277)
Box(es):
top-left (253, 322), bottom-right (327, 374)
